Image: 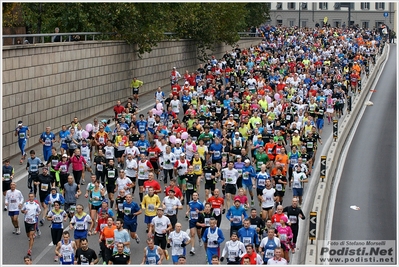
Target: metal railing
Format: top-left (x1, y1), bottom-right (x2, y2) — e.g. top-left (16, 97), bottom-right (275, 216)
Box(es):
top-left (3, 31), bottom-right (261, 46)
top-left (2, 32), bottom-right (116, 46)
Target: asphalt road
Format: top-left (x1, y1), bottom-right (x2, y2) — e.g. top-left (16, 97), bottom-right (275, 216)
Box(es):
top-left (330, 45), bottom-right (397, 262)
top-left (2, 83), bottom-right (337, 265)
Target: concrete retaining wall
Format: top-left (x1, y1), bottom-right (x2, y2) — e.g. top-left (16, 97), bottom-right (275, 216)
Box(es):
top-left (2, 38), bottom-right (262, 159)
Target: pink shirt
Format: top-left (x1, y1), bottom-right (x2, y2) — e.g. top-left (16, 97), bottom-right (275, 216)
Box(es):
top-left (69, 155), bottom-right (87, 171)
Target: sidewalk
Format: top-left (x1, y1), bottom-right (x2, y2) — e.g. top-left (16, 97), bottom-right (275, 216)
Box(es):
top-left (5, 89), bottom-right (158, 183)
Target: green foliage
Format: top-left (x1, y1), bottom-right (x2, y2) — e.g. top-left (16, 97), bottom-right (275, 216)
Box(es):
top-left (5, 3), bottom-right (269, 56)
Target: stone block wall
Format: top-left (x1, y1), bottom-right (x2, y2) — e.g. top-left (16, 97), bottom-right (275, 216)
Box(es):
top-left (2, 37), bottom-right (262, 159)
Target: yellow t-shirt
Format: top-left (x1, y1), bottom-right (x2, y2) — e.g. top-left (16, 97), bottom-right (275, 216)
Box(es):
top-left (141, 194), bottom-right (160, 217)
top-left (192, 158), bottom-right (203, 175)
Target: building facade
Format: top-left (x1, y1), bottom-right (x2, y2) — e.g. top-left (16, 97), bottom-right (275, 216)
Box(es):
top-left (267, 2), bottom-right (396, 31)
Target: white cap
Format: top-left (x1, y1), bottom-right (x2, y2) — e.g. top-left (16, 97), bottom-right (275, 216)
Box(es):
top-left (175, 139), bottom-right (181, 144)
top-left (184, 81), bottom-right (189, 84)
top-left (244, 159), bottom-right (250, 164)
top-left (235, 132), bottom-right (240, 135)
top-left (62, 154), bottom-right (68, 157)
top-left (294, 130), bottom-right (299, 133)
top-left (180, 153), bottom-right (185, 157)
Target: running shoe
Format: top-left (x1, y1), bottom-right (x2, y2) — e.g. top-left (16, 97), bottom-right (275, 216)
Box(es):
top-left (54, 256), bottom-right (58, 262)
top-left (165, 250), bottom-right (170, 260)
top-left (4, 206), bottom-right (7, 211)
top-left (12, 228), bottom-right (16, 234)
top-left (136, 236), bottom-right (141, 244)
top-left (37, 228), bottom-right (42, 236)
top-left (39, 219), bottom-right (44, 226)
top-left (199, 239), bottom-right (204, 247)
top-left (27, 249), bottom-right (32, 256)
top-left (16, 228), bottom-right (21, 235)
top-left (190, 249), bottom-right (195, 255)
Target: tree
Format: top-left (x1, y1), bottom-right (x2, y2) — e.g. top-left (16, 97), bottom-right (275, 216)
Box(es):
top-left (4, 3), bottom-right (269, 57)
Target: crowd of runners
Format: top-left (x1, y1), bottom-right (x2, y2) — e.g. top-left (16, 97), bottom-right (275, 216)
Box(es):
top-left (4, 24), bottom-right (386, 265)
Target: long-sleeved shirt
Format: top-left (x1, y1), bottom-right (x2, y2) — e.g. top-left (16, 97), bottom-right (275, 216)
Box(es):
top-left (69, 155), bottom-right (87, 171)
top-left (226, 206), bottom-right (248, 227)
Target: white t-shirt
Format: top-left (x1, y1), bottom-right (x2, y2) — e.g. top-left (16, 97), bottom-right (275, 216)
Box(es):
top-left (151, 215), bottom-right (171, 234)
top-left (170, 99), bottom-right (181, 113)
top-left (222, 168), bottom-right (239, 184)
top-left (262, 188), bottom-right (276, 208)
top-left (168, 230), bottom-right (190, 256)
top-left (5, 189), bottom-right (24, 211)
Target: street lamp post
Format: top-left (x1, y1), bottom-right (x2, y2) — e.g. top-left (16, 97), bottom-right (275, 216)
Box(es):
top-left (299, 3), bottom-right (301, 28)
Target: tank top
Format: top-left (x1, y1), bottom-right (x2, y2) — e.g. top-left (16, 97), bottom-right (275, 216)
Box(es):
top-left (263, 238), bottom-right (278, 261)
top-left (60, 240), bottom-right (74, 264)
top-left (145, 245), bottom-right (160, 264)
top-left (207, 227), bottom-right (219, 248)
top-left (90, 189), bottom-right (102, 207)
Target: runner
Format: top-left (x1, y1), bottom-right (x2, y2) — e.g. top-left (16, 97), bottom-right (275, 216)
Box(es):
top-left (21, 192), bottom-right (41, 256)
top-left (39, 126), bottom-right (56, 162)
top-left (201, 217), bottom-right (225, 265)
top-left (63, 175), bottom-right (81, 220)
top-left (141, 238), bottom-right (164, 265)
top-left (109, 243), bottom-right (131, 264)
top-left (74, 238), bottom-right (98, 265)
top-left (55, 231), bottom-right (77, 265)
top-left (162, 188), bottom-right (182, 229)
top-left (220, 232), bottom-right (246, 264)
top-left (5, 182), bottom-right (24, 234)
top-left (34, 166), bottom-right (55, 226)
top-left (15, 120), bottom-right (30, 164)
top-left (167, 222), bottom-right (191, 265)
top-left (186, 192), bottom-right (204, 255)
top-left (122, 194), bottom-right (142, 243)
top-left (266, 247), bottom-right (287, 265)
top-left (99, 217), bottom-right (117, 264)
top-left (148, 207), bottom-right (172, 260)
top-left (130, 77), bottom-right (144, 104)
top-left (259, 228), bottom-right (281, 264)
top-left (26, 150), bottom-right (43, 195)
top-left (226, 199), bottom-right (248, 236)
top-left (69, 204), bottom-right (92, 249)
top-left (3, 159), bottom-right (15, 210)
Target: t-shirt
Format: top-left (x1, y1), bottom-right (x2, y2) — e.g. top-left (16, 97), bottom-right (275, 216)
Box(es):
top-left (75, 248), bottom-right (97, 265)
top-left (109, 252), bottom-right (130, 264)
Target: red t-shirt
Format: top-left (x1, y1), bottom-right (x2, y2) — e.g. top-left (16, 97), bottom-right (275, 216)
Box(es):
top-left (143, 179), bottom-right (161, 194)
top-left (165, 186), bottom-right (183, 200)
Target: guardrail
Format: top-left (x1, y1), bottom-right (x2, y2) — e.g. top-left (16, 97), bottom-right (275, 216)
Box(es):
top-left (304, 44), bottom-right (389, 265)
top-left (2, 32), bottom-right (116, 45)
top-left (3, 31), bottom-right (259, 46)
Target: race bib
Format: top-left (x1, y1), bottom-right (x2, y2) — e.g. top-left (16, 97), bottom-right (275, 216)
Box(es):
top-left (190, 211), bottom-right (198, 220)
top-left (148, 257), bottom-right (156, 265)
top-left (194, 165), bottom-right (200, 171)
top-left (243, 237), bottom-right (251, 245)
top-left (205, 173), bottom-right (212, 180)
top-left (266, 249), bottom-right (274, 258)
top-left (76, 222), bottom-right (85, 230)
top-left (97, 164), bottom-right (103, 172)
top-left (243, 172), bottom-right (249, 180)
top-left (258, 179), bottom-right (265, 186)
top-left (257, 161), bottom-right (263, 169)
top-left (233, 216), bottom-right (241, 223)
top-left (148, 204), bottom-right (155, 212)
top-left (213, 208), bottom-right (220, 216)
top-left (3, 174), bottom-right (10, 181)
top-left (187, 183), bottom-right (194, 190)
top-left (53, 214), bottom-right (63, 223)
top-left (99, 137), bottom-right (105, 144)
top-left (52, 160), bottom-right (58, 166)
top-left (62, 252), bottom-right (72, 262)
top-left (204, 218), bottom-right (210, 226)
top-left (289, 215), bottom-right (297, 224)
top-left (45, 138), bottom-right (52, 146)
top-left (30, 165), bottom-right (38, 172)
top-left (108, 170), bottom-right (115, 178)
top-left (69, 206), bottom-right (76, 213)
top-left (124, 207), bottom-right (131, 215)
top-left (276, 184), bottom-right (283, 191)
top-left (280, 233), bottom-right (287, 241)
top-left (41, 183), bottom-right (49, 191)
top-left (213, 151), bottom-right (221, 158)
top-left (106, 237), bottom-right (113, 245)
top-left (60, 165), bottom-right (67, 172)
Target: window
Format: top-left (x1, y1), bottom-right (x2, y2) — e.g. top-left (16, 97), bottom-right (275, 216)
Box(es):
top-left (301, 3), bottom-right (308, 10)
top-left (287, 2), bottom-right (296, 10)
top-left (265, 3), bottom-right (271, 10)
top-left (375, 21), bottom-right (383, 28)
top-left (301, 21), bottom-right (307, 27)
top-left (319, 2), bottom-right (328, 10)
top-left (334, 21), bottom-right (340, 28)
top-left (276, 2), bottom-right (282, 10)
top-left (375, 3), bottom-right (385, 10)
top-left (289, 20), bottom-right (295, 27)
top-left (277, 19), bottom-right (283, 26)
top-left (334, 3), bottom-right (341, 10)
top-left (362, 21), bottom-right (369, 29)
top-left (361, 2), bottom-right (370, 10)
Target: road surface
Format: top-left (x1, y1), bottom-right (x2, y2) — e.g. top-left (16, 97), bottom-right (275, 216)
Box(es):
top-left (330, 44), bottom-right (397, 263)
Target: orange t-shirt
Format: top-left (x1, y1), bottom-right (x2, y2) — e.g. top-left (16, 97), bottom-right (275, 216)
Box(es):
top-left (101, 224), bottom-right (117, 243)
top-left (275, 154), bottom-right (289, 172)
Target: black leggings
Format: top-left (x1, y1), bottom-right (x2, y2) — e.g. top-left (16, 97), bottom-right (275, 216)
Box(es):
top-left (96, 171), bottom-right (106, 185)
top-left (73, 170), bottom-right (83, 185)
top-left (163, 169), bottom-right (173, 183)
top-left (51, 228), bottom-right (63, 246)
top-left (59, 173), bottom-right (69, 190)
top-left (100, 241), bottom-right (113, 263)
